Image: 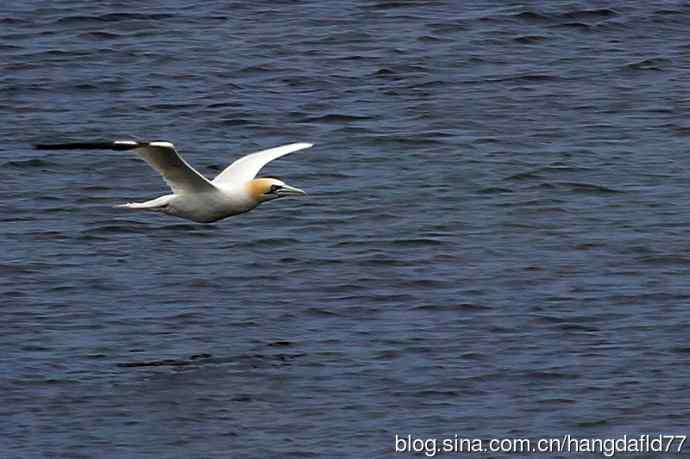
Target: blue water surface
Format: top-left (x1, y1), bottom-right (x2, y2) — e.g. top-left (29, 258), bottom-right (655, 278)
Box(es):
top-left (1, 1), bottom-right (690, 458)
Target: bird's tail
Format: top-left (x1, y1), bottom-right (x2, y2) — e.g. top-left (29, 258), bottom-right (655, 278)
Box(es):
top-left (115, 202), bottom-right (156, 210)
top-left (115, 195), bottom-right (173, 211)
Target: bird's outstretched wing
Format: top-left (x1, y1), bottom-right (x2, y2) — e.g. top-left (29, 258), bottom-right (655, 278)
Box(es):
top-left (212, 143), bottom-right (312, 187)
top-left (34, 140), bottom-right (216, 194)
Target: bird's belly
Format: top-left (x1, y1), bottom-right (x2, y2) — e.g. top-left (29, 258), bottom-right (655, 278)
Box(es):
top-left (167, 192), bottom-right (254, 223)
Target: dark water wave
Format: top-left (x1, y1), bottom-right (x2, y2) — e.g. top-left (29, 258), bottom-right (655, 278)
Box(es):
top-left (51, 13), bottom-right (177, 25)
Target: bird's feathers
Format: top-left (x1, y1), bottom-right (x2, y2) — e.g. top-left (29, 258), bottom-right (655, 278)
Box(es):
top-left (34, 140), bottom-right (217, 194)
top-left (34, 141), bottom-right (139, 151)
top-left (212, 142), bottom-right (313, 187)
top-left (34, 139), bottom-right (312, 192)
top-left (131, 142), bottom-right (216, 194)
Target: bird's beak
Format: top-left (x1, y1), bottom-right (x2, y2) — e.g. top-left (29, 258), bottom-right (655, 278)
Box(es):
top-left (277, 184), bottom-right (306, 197)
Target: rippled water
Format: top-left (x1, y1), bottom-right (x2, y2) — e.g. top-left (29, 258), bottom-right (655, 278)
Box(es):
top-left (2, 1), bottom-right (690, 458)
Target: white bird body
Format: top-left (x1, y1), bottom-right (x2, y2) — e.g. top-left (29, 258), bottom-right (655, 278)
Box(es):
top-left (34, 140), bottom-right (312, 223)
top-left (124, 184), bottom-right (256, 223)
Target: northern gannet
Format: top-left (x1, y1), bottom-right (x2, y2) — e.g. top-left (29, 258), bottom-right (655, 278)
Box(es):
top-left (34, 140), bottom-right (312, 223)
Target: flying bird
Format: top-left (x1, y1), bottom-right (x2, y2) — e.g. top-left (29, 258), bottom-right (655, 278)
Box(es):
top-left (34, 140), bottom-right (312, 223)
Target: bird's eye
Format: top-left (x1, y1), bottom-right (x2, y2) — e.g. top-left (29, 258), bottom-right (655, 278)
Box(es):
top-left (268, 184), bottom-right (282, 194)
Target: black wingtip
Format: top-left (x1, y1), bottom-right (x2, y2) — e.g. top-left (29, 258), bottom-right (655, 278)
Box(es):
top-left (33, 141), bottom-right (141, 151)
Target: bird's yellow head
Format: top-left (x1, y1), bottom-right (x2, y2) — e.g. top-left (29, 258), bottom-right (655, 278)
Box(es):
top-left (247, 177), bottom-right (306, 203)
